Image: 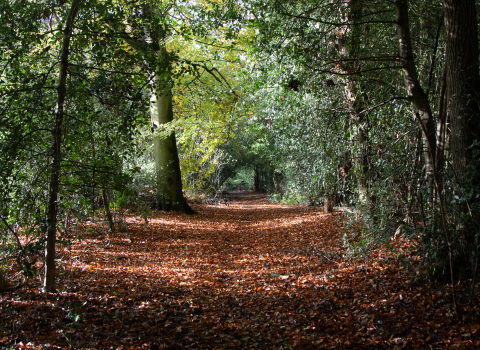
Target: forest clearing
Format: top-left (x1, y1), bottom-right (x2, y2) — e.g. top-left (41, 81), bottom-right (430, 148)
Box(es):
top-left (1, 192), bottom-right (479, 349)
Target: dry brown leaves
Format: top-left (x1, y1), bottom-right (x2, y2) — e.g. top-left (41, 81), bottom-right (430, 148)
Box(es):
top-left (1, 192), bottom-right (479, 349)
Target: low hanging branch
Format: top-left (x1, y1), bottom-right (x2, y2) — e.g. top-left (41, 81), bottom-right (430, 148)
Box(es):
top-left (357, 96), bottom-right (409, 116)
top-left (179, 59), bottom-right (239, 97)
top-left (1, 216), bottom-right (23, 249)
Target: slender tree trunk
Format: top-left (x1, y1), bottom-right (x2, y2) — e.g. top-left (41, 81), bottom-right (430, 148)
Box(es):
top-left (102, 187), bottom-right (114, 231)
top-left (435, 66), bottom-right (447, 197)
top-left (44, 0), bottom-right (82, 293)
top-left (151, 88), bottom-right (195, 214)
top-left (395, 0), bottom-right (457, 311)
top-left (442, 0), bottom-right (480, 177)
top-left (254, 166), bottom-right (260, 192)
top-left (395, 0), bottom-right (436, 195)
top-left (344, 0), bottom-right (369, 205)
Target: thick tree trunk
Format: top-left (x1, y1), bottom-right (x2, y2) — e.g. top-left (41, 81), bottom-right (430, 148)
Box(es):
top-left (44, 0), bottom-right (81, 293)
top-left (442, 0), bottom-right (480, 176)
top-left (117, 22), bottom-right (194, 214)
top-left (442, 0), bottom-right (480, 285)
top-left (151, 89), bottom-right (195, 214)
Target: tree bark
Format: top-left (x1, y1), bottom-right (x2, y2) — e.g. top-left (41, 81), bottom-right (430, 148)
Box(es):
top-left (151, 89), bottom-right (195, 214)
top-left (442, 0), bottom-right (480, 176)
top-left (110, 10), bottom-right (194, 215)
top-left (435, 65), bottom-right (447, 197)
top-left (395, 0), bottom-right (436, 196)
top-left (44, 0), bottom-right (81, 293)
top-left (442, 0), bottom-right (479, 287)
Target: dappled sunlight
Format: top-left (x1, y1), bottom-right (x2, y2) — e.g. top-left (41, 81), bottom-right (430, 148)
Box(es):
top-left (1, 192), bottom-right (478, 349)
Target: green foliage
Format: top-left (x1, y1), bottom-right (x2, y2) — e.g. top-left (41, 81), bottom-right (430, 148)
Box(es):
top-left (0, 0), bottom-right (478, 290)
top-left (0, 0), bottom-right (153, 283)
top-left (223, 168), bottom-right (254, 191)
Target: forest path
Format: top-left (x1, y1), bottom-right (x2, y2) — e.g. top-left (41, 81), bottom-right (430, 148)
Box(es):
top-left (1, 192), bottom-right (478, 349)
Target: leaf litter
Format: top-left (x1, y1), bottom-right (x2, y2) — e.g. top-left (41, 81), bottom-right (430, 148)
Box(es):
top-left (1, 192), bottom-right (479, 349)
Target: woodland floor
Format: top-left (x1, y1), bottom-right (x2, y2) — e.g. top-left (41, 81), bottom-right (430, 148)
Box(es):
top-left (1, 192), bottom-right (479, 349)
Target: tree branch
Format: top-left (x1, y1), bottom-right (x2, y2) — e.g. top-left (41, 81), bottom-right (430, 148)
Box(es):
top-left (358, 96), bottom-right (409, 115)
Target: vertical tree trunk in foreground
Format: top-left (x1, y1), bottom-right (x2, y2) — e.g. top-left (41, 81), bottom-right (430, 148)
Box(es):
top-left (435, 66), bottom-right (447, 197)
top-left (44, 0), bottom-right (82, 293)
top-left (442, 0), bottom-right (480, 176)
top-left (118, 19), bottom-right (194, 215)
top-left (442, 0), bottom-right (480, 284)
top-left (151, 88), bottom-right (195, 214)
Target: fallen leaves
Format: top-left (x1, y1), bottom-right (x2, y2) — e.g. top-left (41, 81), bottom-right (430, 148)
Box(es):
top-left (0, 192), bottom-right (479, 349)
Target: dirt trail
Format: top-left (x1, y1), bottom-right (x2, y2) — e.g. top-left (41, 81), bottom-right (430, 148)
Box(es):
top-left (1, 192), bottom-right (478, 349)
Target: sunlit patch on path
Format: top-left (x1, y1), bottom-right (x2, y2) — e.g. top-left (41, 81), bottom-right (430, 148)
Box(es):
top-left (1, 192), bottom-right (479, 349)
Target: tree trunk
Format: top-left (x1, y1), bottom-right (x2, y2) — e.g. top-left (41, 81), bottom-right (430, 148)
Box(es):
top-left (396, 0), bottom-right (457, 309)
top-left (44, 0), bottom-right (81, 293)
top-left (0, 269), bottom-right (9, 290)
top-left (324, 195), bottom-right (334, 214)
top-left (442, 0), bottom-right (480, 284)
top-left (112, 11), bottom-right (194, 215)
top-left (151, 89), bottom-right (195, 214)
top-left (395, 0), bottom-right (436, 197)
top-left (102, 187), bottom-right (114, 231)
top-left (435, 65), bottom-right (447, 197)
top-left (344, 0), bottom-right (369, 205)
top-left (254, 166), bottom-right (260, 192)
top-left (442, 0), bottom-right (480, 176)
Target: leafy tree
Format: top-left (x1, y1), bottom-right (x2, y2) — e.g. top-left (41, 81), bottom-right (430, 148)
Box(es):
top-left (242, 0), bottom-right (479, 289)
top-left (0, 0), bottom-right (150, 291)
